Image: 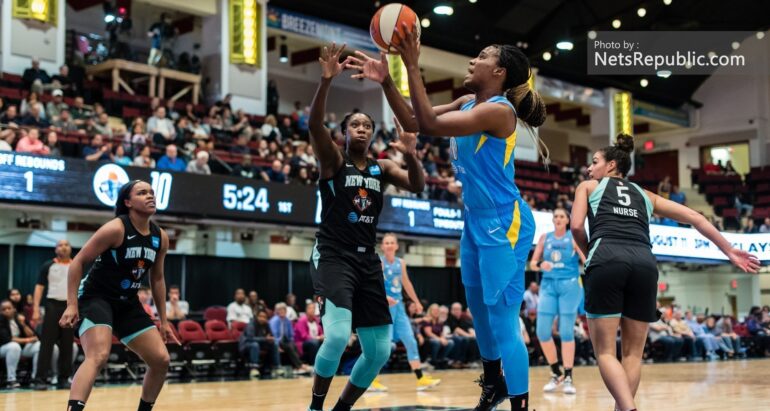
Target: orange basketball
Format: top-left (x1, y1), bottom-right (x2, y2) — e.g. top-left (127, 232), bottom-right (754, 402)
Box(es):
top-left (370, 3), bottom-right (420, 54)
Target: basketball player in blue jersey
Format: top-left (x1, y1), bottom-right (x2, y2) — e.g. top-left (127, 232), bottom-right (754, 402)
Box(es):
top-left (306, 43), bottom-right (425, 411)
top-left (348, 25), bottom-right (547, 411)
top-left (59, 180), bottom-right (179, 411)
top-left (369, 233), bottom-right (441, 392)
top-left (571, 134), bottom-right (760, 411)
top-left (529, 208), bottom-right (585, 395)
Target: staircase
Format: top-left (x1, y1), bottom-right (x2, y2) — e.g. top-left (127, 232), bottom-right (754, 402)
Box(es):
top-left (681, 187), bottom-right (715, 217)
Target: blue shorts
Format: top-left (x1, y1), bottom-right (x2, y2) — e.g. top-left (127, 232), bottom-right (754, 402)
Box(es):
top-left (538, 277), bottom-right (583, 315)
top-left (460, 200), bottom-right (536, 306)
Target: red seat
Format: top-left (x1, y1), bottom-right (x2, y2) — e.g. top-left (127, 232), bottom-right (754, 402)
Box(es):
top-left (177, 320), bottom-right (209, 343)
top-left (230, 321), bottom-right (247, 340)
top-left (1, 72), bottom-right (22, 84)
top-left (203, 306), bottom-right (227, 323)
top-left (205, 320), bottom-right (237, 342)
top-left (122, 106), bottom-right (142, 119)
top-left (204, 319), bottom-right (239, 365)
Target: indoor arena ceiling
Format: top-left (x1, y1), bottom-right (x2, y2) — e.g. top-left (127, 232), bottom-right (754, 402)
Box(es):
top-left (269, 0), bottom-right (770, 108)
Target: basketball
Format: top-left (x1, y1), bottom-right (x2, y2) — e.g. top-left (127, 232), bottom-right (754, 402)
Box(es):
top-left (370, 3), bottom-right (420, 54)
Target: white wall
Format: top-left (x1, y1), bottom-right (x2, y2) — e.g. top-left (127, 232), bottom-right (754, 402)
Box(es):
top-left (1, 0), bottom-right (66, 75)
top-left (658, 267), bottom-right (761, 317)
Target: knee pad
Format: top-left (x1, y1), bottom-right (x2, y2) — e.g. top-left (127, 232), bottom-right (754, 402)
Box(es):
top-left (350, 325), bottom-right (392, 387)
top-left (558, 313), bottom-right (577, 342)
top-left (315, 300), bottom-right (352, 377)
top-left (536, 312), bottom-right (556, 342)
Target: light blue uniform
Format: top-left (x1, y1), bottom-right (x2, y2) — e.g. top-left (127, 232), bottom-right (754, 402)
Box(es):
top-left (536, 231), bottom-right (582, 343)
top-left (451, 95), bottom-right (535, 396)
top-left (382, 256), bottom-right (420, 362)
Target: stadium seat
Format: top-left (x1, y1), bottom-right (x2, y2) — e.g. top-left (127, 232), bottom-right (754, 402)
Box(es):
top-left (205, 319), bottom-right (239, 367)
top-left (177, 320), bottom-right (215, 369)
top-left (229, 320), bottom-right (247, 341)
top-left (203, 306), bottom-right (227, 323)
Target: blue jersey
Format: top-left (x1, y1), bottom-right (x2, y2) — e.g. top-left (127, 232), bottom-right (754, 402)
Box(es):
top-left (542, 231), bottom-right (580, 280)
top-left (381, 256), bottom-right (403, 302)
top-left (450, 95), bottom-right (521, 209)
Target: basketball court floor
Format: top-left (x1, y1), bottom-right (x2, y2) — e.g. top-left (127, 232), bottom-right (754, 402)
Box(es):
top-left (4, 359), bottom-right (767, 410)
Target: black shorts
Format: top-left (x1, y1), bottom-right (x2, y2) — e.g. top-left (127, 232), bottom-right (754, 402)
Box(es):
top-left (584, 240), bottom-right (659, 323)
top-left (310, 240), bottom-right (392, 329)
top-left (78, 296), bottom-right (156, 345)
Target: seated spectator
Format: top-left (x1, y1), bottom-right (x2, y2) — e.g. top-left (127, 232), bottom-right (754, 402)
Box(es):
top-left (94, 112), bottom-right (113, 138)
top-left (231, 110), bottom-right (253, 137)
top-left (20, 92), bottom-right (45, 119)
top-left (294, 302), bottom-right (324, 365)
top-left (164, 285), bottom-right (189, 321)
top-left (292, 167), bottom-right (313, 185)
top-left (760, 217), bottom-right (770, 233)
top-left (51, 109), bottom-right (78, 133)
top-left (261, 114), bottom-right (281, 142)
top-left (447, 302), bottom-right (478, 364)
top-left (186, 150), bottom-right (211, 175)
top-left (51, 64), bottom-right (75, 96)
top-left (239, 310), bottom-right (279, 378)
top-left (648, 315), bottom-right (684, 362)
top-left (233, 154), bottom-right (260, 179)
top-left (270, 303), bottom-right (311, 374)
top-left (230, 134), bottom-right (251, 155)
top-left (133, 145), bottom-right (156, 168)
top-left (156, 144), bottom-right (186, 172)
top-left (703, 157), bottom-right (723, 174)
top-left (261, 160), bottom-right (287, 184)
top-left (15, 128), bottom-right (50, 155)
top-left (734, 193), bottom-right (753, 217)
top-left (421, 304), bottom-right (455, 368)
top-left (669, 185), bottom-right (686, 205)
top-left (1, 105), bottom-right (20, 127)
top-left (0, 299), bottom-right (41, 389)
top-left (669, 310), bottom-right (698, 360)
top-left (44, 131), bottom-right (61, 157)
top-left (112, 145), bottom-right (132, 166)
top-left (658, 175), bottom-right (672, 199)
top-left (69, 97), bottom-right (91, 127)
top-left (247, 290), bottom-right (267, 316)
top-left (189, 117), bottom-right (210, 141)
top-left (744, 218), bottom-right (758, 233)
top-left (21, 106), bottom-right (49, 129)
top-left (22, 57), bottom-right (51, 93)
top-left (148, 107), bottom-right (178, 146)
top-left (183, 103), bottom-right (198, 122)
top-left (127, 118), bottom-right (149, 152)
top-left (82, 134), bottom-right (111, 162)
top-left (278, 116), bottom-right (294, 139)
top-left (165, 99), bottom-right (179, 121)
top-left (137, 287), bottom-right (155, 318)
top-left (226, 288), bottom-right (253, 327)
top-left (706, 316), bottom-right (741, 358)
top-left (46, 90), bottom-right (69, 122)
top-left (6, 290), bottom-right (29, 321)
top-left (266, 140), bottom-right (284, 161)
top-left (685, 311), bottom-right (720, 360)
top-left (285, 294), bottom-right (299, 322)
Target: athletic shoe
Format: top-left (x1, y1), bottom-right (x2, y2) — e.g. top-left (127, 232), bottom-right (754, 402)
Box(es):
top-left (368, 378), bottom-right (389, 392)
top-left (6, 380), bottom-right (20, 389)
top-left (543, 373), bottom-right (562, 392)
top-left (472, 374), bottom-right (509, 411)
top-left (249, 368), bottom-right (261, 378)
top-left (562, 376), bottom-right (576, 395)
top-left (416, 375), bottom-right (441, 391)
top-left (30, 380), bottom-right (48, 391)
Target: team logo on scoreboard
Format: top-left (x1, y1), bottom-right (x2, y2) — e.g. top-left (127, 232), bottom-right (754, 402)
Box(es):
top-left (93, 164), bottom-right (130, 206)
top-left (353, 188), bottom-right (372, 212)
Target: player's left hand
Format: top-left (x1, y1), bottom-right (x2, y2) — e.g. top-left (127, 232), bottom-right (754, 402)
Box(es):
top-left (726, 248), bottom-right (761, 273)
top-left (346, 50), bottom-right (390, 84)
top-left (389, 116), bottom-right (417, 156)
top-left (162, 321), bottom-right (181, 345)
top-left (392, 22), bottom-right (420, 68)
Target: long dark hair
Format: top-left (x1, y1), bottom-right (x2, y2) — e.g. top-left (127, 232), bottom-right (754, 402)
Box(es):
top-left (599, 133), bottom-right (635, 177)
top-left (115, 180), bottom-right (144, 216)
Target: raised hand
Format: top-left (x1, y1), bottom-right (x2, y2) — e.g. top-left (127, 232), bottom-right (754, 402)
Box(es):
top-left (726, 248), bottom-right (761, 273)
top-left (391, 22), bottom-right (421, 68)
top-left (318, 42), bottom-right (347, 79)
top-left (389, 116), bottom-right (417, 156)
top-left (346, 50), bottom-right (390, 83)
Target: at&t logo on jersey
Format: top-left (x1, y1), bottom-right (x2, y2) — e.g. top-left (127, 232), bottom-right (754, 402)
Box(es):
top-left (92, 164), bottom-right (130, 206)
top-left (347, 211), bottom-right (374, 224)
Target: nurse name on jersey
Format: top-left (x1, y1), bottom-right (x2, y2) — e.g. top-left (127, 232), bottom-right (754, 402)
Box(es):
top-left (344, 175), bottom-right (381, 192)
top-left (125, 247), bottom-right (157, 262)
top-left (612, 206), bottom-right (640, 218)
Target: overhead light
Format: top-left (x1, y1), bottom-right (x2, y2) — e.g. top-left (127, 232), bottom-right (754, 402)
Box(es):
top-left (640, 78), bottom-right (649, 87)
top-left (556, 41), bottom-right (574, 51)
top-left (732, 41), bottom-right (740, 50)
top-left (612, 19), bottom-right (621, 29)
top-left (663, 0), bottom-right (672, 4)
top-left (469, 0), bottom-right (477, 3)
top-left (637, 7), bottom-right (647, 17)
top-left (279, 44), bottom-right (288, 63)
top-left (757, 31), bottom-right (766, 40)
top-left (434, 4), bottom-right (454, 15)
top-left (421, 18), bottom-right (430, 28)
top-left (656, 70), bottom-right (672, 78)
top-left (543, 51), bottom-right (552, 61)
top-left (588, 30), bottom-right (597, 40)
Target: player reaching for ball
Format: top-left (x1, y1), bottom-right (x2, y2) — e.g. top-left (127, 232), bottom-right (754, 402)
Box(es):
top-left (306, 42), bottom-right (426, 411)
top-left (348, 21), bottom-right (547, 411)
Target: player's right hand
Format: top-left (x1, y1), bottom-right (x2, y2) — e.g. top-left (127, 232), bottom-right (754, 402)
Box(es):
top-left (318, 42), bottom-right (347, 79)
top-left (59, 305), bottom-right (79, 328)
top-left (726, 248), bottom-right (760, 273)
top-left (346, 51), bottom-right (390, 84)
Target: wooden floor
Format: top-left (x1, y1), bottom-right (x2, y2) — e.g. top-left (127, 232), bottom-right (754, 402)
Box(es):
top-left (5, 359), bottom-right (769, 410)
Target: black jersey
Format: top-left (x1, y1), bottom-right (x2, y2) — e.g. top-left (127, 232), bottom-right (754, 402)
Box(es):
top-left (316, 154), bottom-right (384, 248)
top-left (79, 215), bottom-right (162, 301)
top-left (587, 177), bottom-right (653, 248)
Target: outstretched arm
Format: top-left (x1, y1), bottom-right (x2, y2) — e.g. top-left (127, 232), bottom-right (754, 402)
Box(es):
top-left (309, 43), bottom-right (347, 179)
top-left (647, 191), bottom-right (760, 273)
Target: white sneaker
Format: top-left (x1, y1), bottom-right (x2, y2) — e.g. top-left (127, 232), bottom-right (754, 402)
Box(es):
top-left (562, 376), bottom-right (576, 395)
top-left (543, 374), bottom-right (561, 392)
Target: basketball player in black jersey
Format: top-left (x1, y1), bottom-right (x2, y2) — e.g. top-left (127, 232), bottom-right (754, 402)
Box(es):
top-left (60, 180), bottom-right (179, 411)
top-left (306, 43), bottom-right (425, 411)
top-left (571, 134), bottom-right (760, 411)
